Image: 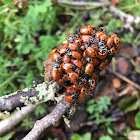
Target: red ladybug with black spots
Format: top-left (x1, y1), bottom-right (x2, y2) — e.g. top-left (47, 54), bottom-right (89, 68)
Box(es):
top-left (51, 63), bottom-right (62, 81)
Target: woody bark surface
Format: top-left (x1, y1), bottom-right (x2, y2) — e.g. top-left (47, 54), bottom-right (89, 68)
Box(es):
top-left (0, 58), bottom-right (70, 139)
top-left (0, 59), bottom-right (58, 113)
top-left (22, 99), bottom-right (70, 140)
top-left (0, 105), bottom-right (37, 136)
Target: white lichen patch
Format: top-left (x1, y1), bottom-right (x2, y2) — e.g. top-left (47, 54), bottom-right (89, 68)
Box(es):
top-left (16, 107), bottom-right (21, 111)
top-left (68, 105), bottom-right (76, 117)
top-left (46, 84), bottom-right (55, 101)
top-left (63, 115), bottom-right (70, 128)
top-left (36, 82), bottom-right (47, 100)
top-left (54, 95), bottom-right (65, 103)
top-left (19, 82), bottom-right (57, 105)
top-left (0, 111), bottom-right (10, 116)
top-left (20, 96), bottom-right (30, 105)
top-left (29, 97), bottom-right (38, 103)
top-left (22, 88), bottom-right (29, 92)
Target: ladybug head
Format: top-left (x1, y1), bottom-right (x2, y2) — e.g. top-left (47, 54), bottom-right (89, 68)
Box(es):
top-left (66, 48), bottom-right (72, 56)
top-left (71, 94), bottom-right (78, 99)
top-left (53, 63), bottom-right (61, 69)
top-left (71, 64), bottom-right (76, 71)
top-left (98, 40), bottom-right (106, 47)
top-left (77, 77), bottom-right (87, 85)
top-left (86, 56), bottom-right (92, 63)
top-left (90, 37), bottom-right (96, 44)
top-left (99, 27), bottom-right (106, 33)
top-left (56, 57), bottom-right (62, 63)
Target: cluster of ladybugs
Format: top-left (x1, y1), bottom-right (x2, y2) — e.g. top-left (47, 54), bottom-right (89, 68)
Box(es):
top-left (49, 25), bottom-right (121, 102)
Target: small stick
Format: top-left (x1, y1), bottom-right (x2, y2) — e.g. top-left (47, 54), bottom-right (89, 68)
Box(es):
top-left (108, 68), bottom-right (140, 90)
top-left (58, 1), bottom-right (110, 7)
top-left (57, 1), bottom-right (140, 29)
top-left (118, 86), bottom-right (132, 96)
top-left (0, 105), bottom-right (37, 136)
top-left (80, 117), bottom-right (119, 127)
top-left (22, 99), bottom-right (70, 140)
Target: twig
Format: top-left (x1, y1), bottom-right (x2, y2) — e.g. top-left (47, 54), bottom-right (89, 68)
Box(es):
top-left (57, 1), bottom-right (140, 30)
top-left (57, 1), bottom-right (110, 10)
top-left (118, 86), bottom-right (133, 96)
top-left (130, 59), bottom-right (140, 74)
top-left (110, 5), bottom-right (140, 32)
top-left (58, 1), bottom-right (110, 7)
top-left (108, 68), bottom-right (140, 90)
top-left (0, 81), bottom-right (61, 112)
top-left (22, 99), bottom-right (70, 140)
top-left (0, 105), bottom-right (37, 136)
top-left (80, 117), bottom-right (119, 127)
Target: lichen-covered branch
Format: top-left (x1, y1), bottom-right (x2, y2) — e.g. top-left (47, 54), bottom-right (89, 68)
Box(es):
top-left (22, 99), bottom-right (70, 140)
top-left (0, 59), bottom-right (57, 113)
top-left (0, 105), bottom-right (37, 136)
top-left (0, 81), bottom-right (61, 112)
top-left (110, 6), bottom-right (140, 27)
top-left (57, 1), bottom-right (140, 29)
